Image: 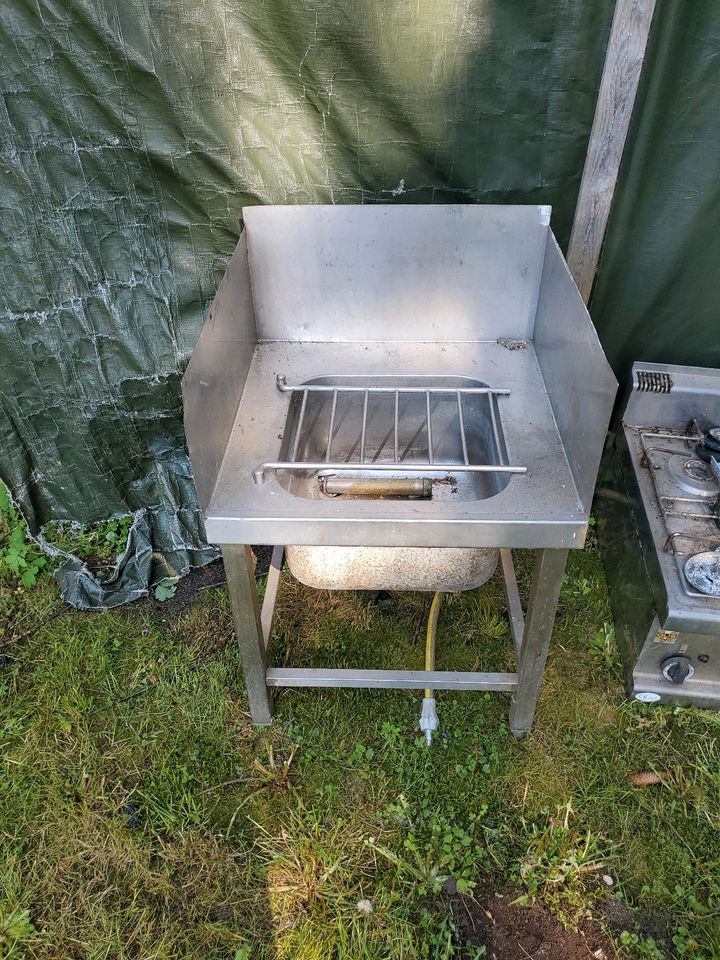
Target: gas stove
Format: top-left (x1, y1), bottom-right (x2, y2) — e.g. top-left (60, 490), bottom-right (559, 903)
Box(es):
top-left (601, 362), bottom-right (720, 708)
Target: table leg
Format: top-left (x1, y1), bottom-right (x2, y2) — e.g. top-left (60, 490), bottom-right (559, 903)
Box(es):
top-left (509, 549), bottom-right (568, 736)
top-left (222, 545), bottom-right (273, 725)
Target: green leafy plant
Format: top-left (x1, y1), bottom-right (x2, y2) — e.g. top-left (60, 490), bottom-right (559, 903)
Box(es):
top-left (0, 485), bottom-right (47, 588)
top-left (379, 720), bottom-right (402, 747)
top-left (375, 806), bottom-right (487, 896)
top-left (0, 483), bottom-right (135, 588)
top-left (672, 926), bottom-right (703, 957)
top-left (618, 930), bottom-right (667, 959)
top-left (585, 621), bottom-right (619, 669)
top-left (561, 574), bottom-right (594, 601)
top-left (348, 741), bottom-right (375, 765)
top-left (417, 911), bottom-right (486, 959)
top-left (0, 906), bottom-right (36, 959)
top-left (43, 515), bottom-right (133, 576)
top-left (154, 577), bottom-right (178, 601)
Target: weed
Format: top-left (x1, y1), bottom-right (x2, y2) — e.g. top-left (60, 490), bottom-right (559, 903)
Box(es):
top-left (477, 610), bottom-right (508, 641)
top-left (585, 620), bottom-right (620, 669)
top-left (0, 905), bottom-right (36, 959)
top-left (417, 910), bottom-right (486, 959)
top-left (154, 576), bottom-right (178, 601)
top-left (43, 514), bottom-right (133, 577)
top-left (561, 573), bottom-right (594, 601)
top-left (379, 721), bottom-right (403, 747)
top-left (512, 802), bottom-right (612, 915)
top-left (672, 926), bottom-right (705, 956)
top-left (0, 480), bottom-right (134, 589)
top-left (618, 930), bottom-right (667, 958)
top-left (0, 485), bottom-right (46, 588)
top-left (253, 740), bottom-right (297, 790)
top-left (446, 589), bottom-right (508, 644)
top-left (373, 798), bottom-right (489, 897)
top-left (348, 741), bottom-right (375, 765)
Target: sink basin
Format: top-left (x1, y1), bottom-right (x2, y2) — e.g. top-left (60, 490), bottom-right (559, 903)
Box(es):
top-left (276, 376), bottom-right (511, 502)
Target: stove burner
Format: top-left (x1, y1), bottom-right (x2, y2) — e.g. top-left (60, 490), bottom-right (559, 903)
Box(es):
top-left (694, 427), bottom-right (720, 463)
top-left (667, 454), bottom-right (719, 498)
top-left (685, 550), bottom-right (720, 596)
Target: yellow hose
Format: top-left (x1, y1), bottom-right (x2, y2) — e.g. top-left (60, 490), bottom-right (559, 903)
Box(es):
top-left (424, 591), bottom-right (442, 698)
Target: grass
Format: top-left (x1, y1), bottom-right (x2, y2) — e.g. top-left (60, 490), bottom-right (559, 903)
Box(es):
top-left (1, 503), bottom-right (720, 957)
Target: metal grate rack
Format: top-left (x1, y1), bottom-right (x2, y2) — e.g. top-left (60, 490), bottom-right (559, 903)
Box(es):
top-left (253, 375), bottom-right (528, 484)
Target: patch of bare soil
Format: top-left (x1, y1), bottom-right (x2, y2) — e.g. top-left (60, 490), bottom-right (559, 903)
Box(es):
top-left (145, 558), bottom-right (227, 616)
top-left (448, 887), bottom-right (618, 960)
top-left (596, 896), bottom-right (670, 951)
top-left (143, 546), bottom-right (274, 617)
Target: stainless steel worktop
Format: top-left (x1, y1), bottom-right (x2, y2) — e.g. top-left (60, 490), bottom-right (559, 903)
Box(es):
top-left (205, 339), bottom-right (586, 548)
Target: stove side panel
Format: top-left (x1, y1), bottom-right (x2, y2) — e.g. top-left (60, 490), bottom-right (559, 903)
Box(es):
top-left (624, 362), bottom-right (720, 429)
top-left (597, 431), bottom-right (661, 686)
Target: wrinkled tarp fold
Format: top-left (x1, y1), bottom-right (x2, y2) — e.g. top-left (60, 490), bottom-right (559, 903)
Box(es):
top-left (48, 510), bottom-right (153, 608)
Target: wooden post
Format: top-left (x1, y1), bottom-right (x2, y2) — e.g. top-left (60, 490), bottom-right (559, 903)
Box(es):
top-left (566, 0), bottom-right (657, 303)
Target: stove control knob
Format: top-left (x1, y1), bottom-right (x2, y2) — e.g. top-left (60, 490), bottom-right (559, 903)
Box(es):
top-left (661, 656), bottom-right (695, 685)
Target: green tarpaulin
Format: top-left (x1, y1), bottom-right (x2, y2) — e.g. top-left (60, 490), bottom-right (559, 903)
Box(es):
top-left (0, 0), bottom-right (717, 606)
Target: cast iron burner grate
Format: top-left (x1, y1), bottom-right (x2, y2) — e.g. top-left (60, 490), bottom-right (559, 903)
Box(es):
top-left (637, 421), bottom-right (720, 600)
